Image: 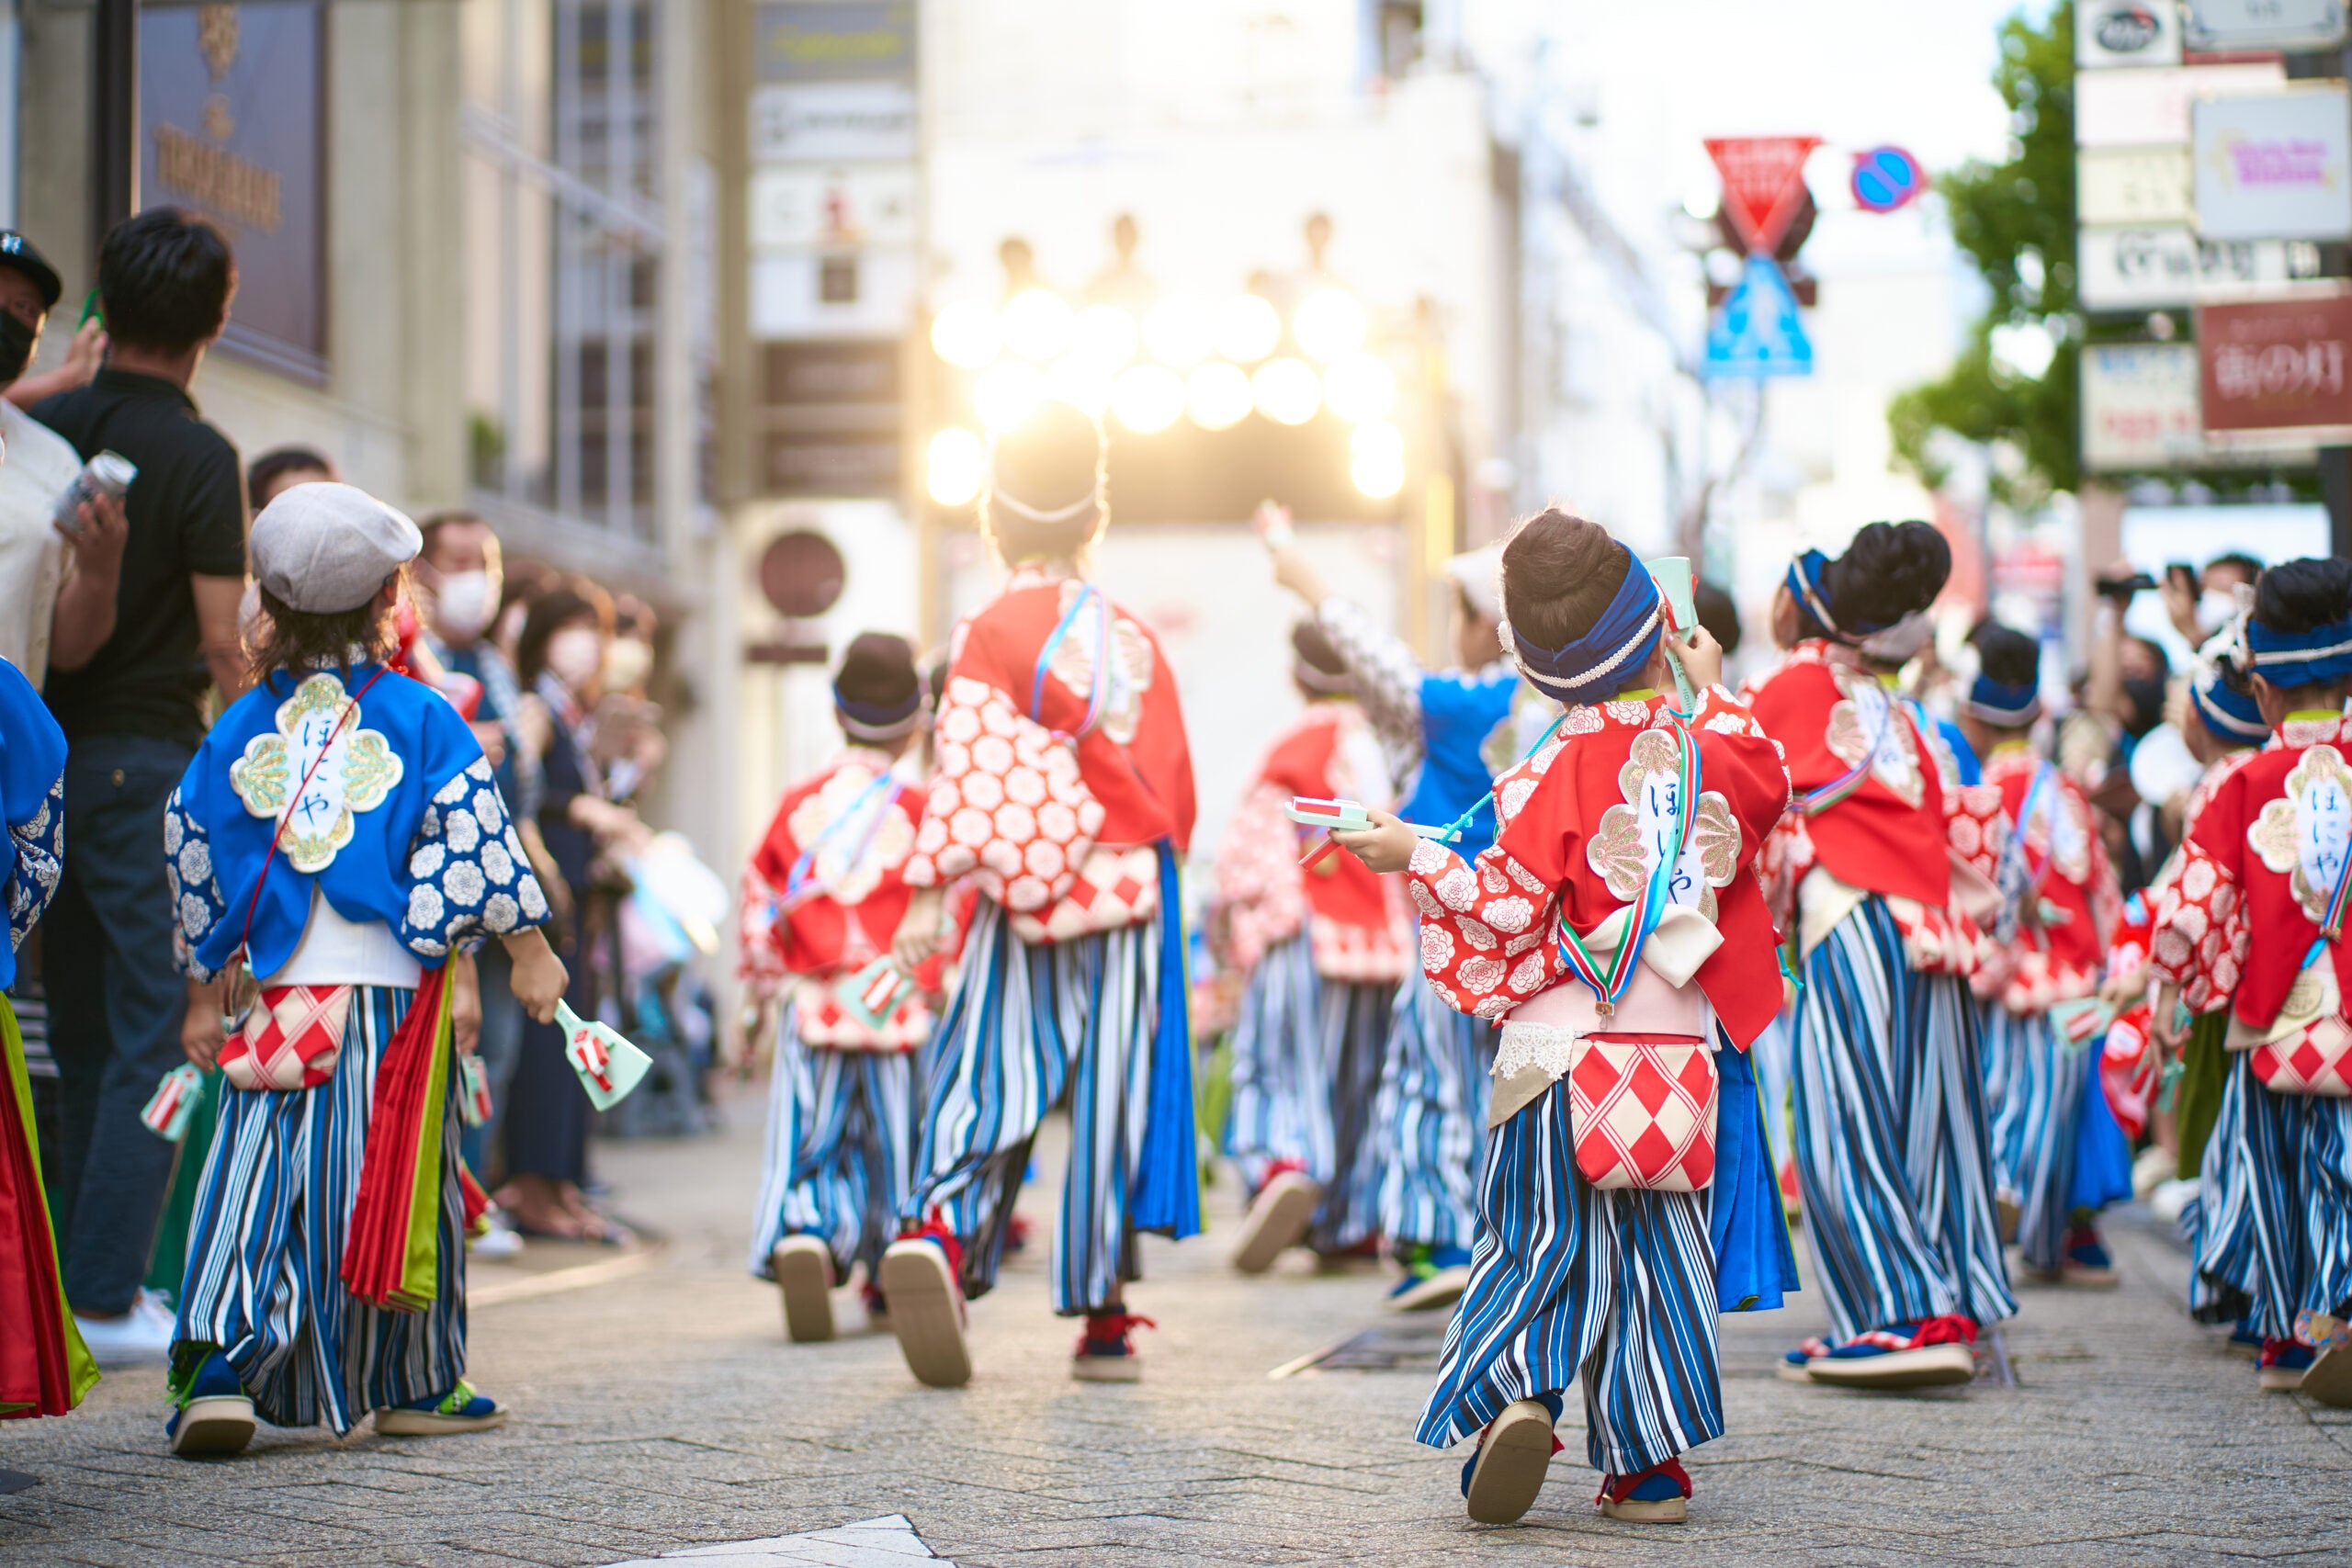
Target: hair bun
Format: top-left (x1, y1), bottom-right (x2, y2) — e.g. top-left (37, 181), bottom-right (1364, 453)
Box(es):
top-left (1826, 519), bottom-right (1950, 630)
top-left (1967, 620), bottom-right (2039, 689)
top-left (836, 631), bottom-right (920, 709)
top-left (2254, 557), bottom-right (2352, 637)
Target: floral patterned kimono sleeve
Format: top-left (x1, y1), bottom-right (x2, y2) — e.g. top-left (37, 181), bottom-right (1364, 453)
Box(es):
top-left (397, 758), bottom-right (551, 960)
top-left (1402, 835), bottom-right (1566, 1020)
top-left (2150, 771), bottom-right (2251, 1013)
top-left (5, 773), bottom-right (61, 957)
top-left (164, 783), bottom-right (230, 984)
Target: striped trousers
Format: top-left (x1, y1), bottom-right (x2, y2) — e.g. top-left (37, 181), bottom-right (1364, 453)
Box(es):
top-left (172, 986), bottom-right (465, 1435)
top-left (1984, 1005), bottom-right (2130, 1270)
top-left (1308, 975), bottom-right (1396, 1256)
top-left (1416, 1078), bottom-right (1721, 1475)
top-left (1225, 932), bottom-right (1328, 1197)
top-left (2196, 1054), bottom-right (2352, 1339)
top-left (748, 1006), bottom-right (915, 1284)
top-left (1375, 979), bottom-right (1496, 1253)
top-left (902, 897), bottom-right (1163, 1316)
top-left (1791, 897), bottom-right (2015, 1343)
top-left (2189, 1053), bottom-right (2256, 1325)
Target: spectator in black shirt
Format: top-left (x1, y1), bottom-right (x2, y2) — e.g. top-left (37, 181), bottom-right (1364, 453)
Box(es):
top-left (34, 208), bottom-right (247, 1364)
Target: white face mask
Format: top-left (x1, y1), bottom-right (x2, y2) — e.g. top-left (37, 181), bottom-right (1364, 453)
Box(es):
top-left (434, 570), bottom-right (498, 641)
top-left (2198, 589), bottom-right (2242, 635)
top-left (603, 637), bottom-right (652, 692)
top-left (545, 626), bottom-right (605, 690)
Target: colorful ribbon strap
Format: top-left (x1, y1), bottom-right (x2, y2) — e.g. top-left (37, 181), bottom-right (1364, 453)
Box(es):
top-left (1555, 716), bottom-right (1700, 1015)
top-left (1029, 583), bottom-right (1114, 741)
top-left (1798, 686), bottom-right (1897, 818)
top-left (2303, 811), bottom-right (2352, 970)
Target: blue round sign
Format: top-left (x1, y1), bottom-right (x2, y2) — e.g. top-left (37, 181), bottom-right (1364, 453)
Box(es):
top-left (1850, 146), bottom-right (1925, 214)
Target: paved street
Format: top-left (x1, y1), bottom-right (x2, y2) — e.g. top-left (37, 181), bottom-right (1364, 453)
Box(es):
top-left (3, 1090), bottom-right (2347, 1568)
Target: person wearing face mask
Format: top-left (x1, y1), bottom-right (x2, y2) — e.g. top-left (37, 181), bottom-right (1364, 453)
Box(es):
top-left (501, 583), bottom-right (642, 1243)
top-left (596, 595), bottom-right (665, 803)
top-left (0, 232), bottom-right (119, 687)
top-left (2161, 554), bottom-right (2264, 649)
top-left (413, 513), bottom-right (538, 1234)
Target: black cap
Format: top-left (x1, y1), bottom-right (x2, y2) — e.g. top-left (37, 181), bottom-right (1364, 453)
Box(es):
top-left (0, 232), bottom-right (62, 310)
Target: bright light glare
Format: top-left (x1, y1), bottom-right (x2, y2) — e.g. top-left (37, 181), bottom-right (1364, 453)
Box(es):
top-left (1216, 294), bottom-right (1283, 364)
top-left (927, 428), bottom-right (986, 506)
top-left (1251, 357), bottom-right (1322, 425)
top-left (1294, 288), bottom-right (1367, 361)
top-left (1001, 288), bottom-right (1074, 362)
top-left (1046, 355), bottom-right (1114, 418)
top-left (1323, 353), bottom-right (1396, 423)
top-left (1113, 365), bottom-right (1186, 433)
top-left (973, 361), bottom-right (1046, 431)
top-left (1070, 305), bottom-right (1140, 370)
top-left (930, 302), bottom-right (1001, 369)
top-left (1142, 298), bottom-right (1212, 367)
top-left (1351, 421), bottom-right (1406, 499)
top-left (1185, 362), bottom-right (1253, 430)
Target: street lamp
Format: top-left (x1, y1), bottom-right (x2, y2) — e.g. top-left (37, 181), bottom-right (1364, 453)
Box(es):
top-left (1184, 361), bottom-right (1252, 430)
top-left (1071, 304), bottom-right (1140, 370)
top-left (1001, 288), bottom-right (1074, 362)
top-left (973, 361), bottom-right (1045, 430)
top-left (1143, 297), bottom-right (1213, 367)
top-left (1322, 352), bottom-right (1396, 423)
top-left (927, 428), bottom-right (986, 506)
top-left (1112, 364), bottom-right (1186, 433)
top-left (1251, 356), bottom-right (1321, 425)
top-left (1294, 288), bottom-right (1367, 362)
top-left (931, 302), bottom-right (1002, 369)
top-left (1351, 420), bottom-right (1405, 498)
top-left (1046, 355), bottom-right (1114, 418)
top-left (1215, 295), bottom-right (1282, 364)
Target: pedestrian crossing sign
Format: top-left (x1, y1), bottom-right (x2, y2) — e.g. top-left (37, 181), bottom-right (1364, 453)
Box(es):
top-left (1707, 254), bottom-right (1813, 378)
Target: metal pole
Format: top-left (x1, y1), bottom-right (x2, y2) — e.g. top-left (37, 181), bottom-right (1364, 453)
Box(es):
top-left (91, 0), bottom-right (137, 262)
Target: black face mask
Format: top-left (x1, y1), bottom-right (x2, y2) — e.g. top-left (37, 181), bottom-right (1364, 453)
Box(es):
top-left (0, 311), bottom-right (36, 386)
top-left (2122, 674), bottom-right (2166, 739)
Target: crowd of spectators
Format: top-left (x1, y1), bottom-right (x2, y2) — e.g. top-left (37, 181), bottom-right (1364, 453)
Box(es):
top-left (0, 206), bottom-right (700, 1366)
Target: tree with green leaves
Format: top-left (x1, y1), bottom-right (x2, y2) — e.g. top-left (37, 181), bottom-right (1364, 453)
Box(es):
top-left (1889, 1), bottom-right (2075, 505)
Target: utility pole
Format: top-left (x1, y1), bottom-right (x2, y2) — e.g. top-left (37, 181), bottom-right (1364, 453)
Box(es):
top-left (91, 0), bottom-right (138, 260)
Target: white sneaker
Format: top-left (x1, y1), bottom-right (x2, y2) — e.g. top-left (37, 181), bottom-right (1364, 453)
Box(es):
top-left (74, 1297), bottom-right (175, 1367)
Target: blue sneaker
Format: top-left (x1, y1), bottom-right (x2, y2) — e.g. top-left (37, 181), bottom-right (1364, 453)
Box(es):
top-left (374, 1379), bottom-right (507, 1436)
top-left (167, 1351), bottom-right (255, 1459)
top-left (1388, 1245), bottom-right (1474, 1313)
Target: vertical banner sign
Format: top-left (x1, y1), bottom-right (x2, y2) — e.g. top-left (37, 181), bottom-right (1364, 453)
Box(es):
top-left (139, 2), bottom-right (326, 381)
top-left (1704, 137), bottom-right (1821, 254)
top-left (2198, 288), bottom-right (2352, 443)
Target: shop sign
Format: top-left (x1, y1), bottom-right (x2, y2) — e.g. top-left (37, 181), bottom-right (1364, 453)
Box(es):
top-left (750, 81), bottom-right (918, 163)
top-left (139, 1), bottom-right (325, 379)
top-left (2199, 287), bottom-right (2352, 442)
top-left (2192, 88), bottom-right (2352, 243)
top-left (2186, 0), bottom-right (2346, 52)
top-left (2077, 226), bottom-right (2309, 310)
top-left (2080, 147), bottom-right (2195, 225)
top-left (2078, 0), bottom-right (2182, 67)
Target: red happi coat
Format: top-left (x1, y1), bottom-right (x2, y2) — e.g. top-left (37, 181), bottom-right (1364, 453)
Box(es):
top-left (741, 747), bottom-right (934, 1049)
top-left (1746, 641), bottom-right (1984, 973)
top-left (1948, 747), bottom-right (2123, 1014)
top-left (1405, 685), bottom-right (1792, 1048)
top-left (906, 564), bottom-right (1196, 943)
top-left (1216, 704), bottom-right (1408, 982)
top-left (2152, 713), bottom-right (2352, 1030)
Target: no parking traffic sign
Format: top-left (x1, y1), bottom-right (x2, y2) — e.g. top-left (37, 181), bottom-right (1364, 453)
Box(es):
top-left (1851, 146), bottom-right (1926, 214)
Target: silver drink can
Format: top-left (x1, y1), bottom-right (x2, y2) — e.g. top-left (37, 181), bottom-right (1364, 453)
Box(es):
top-left (52, 450), bottom-right (136, 536)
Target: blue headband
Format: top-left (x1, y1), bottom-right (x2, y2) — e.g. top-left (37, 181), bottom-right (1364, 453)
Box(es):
top-left (2190, 668), bottom-right (2267, 741)
top-left (2245, 615), bottom-right (2352, 690)
top-left (1507, 544), bottom-right (1664, 707)
top-left (1785, 550), bottom-right (1840, 638)
top-left (1962, 674), bottom-right (2041, 725)
top-left (835, 686), bottom-right (923, 741)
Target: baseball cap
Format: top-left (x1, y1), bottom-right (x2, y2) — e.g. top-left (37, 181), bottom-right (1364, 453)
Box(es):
top-left (0, 232), bottom-right (62, 310)
top-left (250, 482), bottom-right (423, 615)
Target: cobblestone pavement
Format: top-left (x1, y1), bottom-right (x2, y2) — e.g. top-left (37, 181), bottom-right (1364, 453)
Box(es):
top-left (3, 1092), bottom-right (2346, 1567)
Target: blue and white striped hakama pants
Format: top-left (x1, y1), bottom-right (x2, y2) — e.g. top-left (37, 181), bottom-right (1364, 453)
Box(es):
top-left (173, 986), bottom-right (466, 1435)
top-left (1982, 1005), bottom-right (2130, 1271)
top-left (1308, 973), bottom-right (1396, 1256)
top-left (902, 897), bottom-right (1163, 1316)
top-left (749, 1005), bottom-right (914, 1283)
top-left (1791, 897), bottom-right (2015, 1343)
top-left (1374, 978), bottom-right (1495, 1253)
top-left (1225, 932), bottom-right (1328, 1197)
top-left (2194, 1054), bottom-right (2352, 1339)
top-left (1416, 1079), bottom-right (1720, 1474)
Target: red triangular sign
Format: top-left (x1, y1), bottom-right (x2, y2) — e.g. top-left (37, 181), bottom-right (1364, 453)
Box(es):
top-left (1706, 136), bottom-right (1821, 254)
